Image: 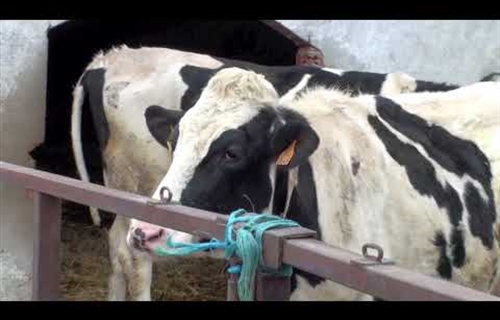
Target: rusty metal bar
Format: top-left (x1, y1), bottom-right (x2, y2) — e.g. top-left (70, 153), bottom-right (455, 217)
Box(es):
top-left (1, 161), bottom-right (499, 301)
top-left (282, 239), bottom-right (499, 301)
top-left (0, 161), bottom-right (227, 239)
top-left (32, 192), bottom-right (61, 301)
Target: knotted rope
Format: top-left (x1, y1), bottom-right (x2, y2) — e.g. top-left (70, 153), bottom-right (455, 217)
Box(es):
top-left (154, 208), bottom-right (300, 301)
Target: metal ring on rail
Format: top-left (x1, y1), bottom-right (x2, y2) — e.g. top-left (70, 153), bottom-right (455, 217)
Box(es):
top-left (159, 186), bottom-right (173, 204)
top-left (362, 243), bottom-right (384, 262)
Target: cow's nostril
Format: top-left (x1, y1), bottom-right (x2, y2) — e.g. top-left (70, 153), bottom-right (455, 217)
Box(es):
top-left (132, 237), bottom-right (142, 250)
top-left (134, 228), bottom-right (146, 239)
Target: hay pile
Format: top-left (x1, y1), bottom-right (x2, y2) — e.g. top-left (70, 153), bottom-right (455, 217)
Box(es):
top-left (60, 206), bottom-right (227, 301)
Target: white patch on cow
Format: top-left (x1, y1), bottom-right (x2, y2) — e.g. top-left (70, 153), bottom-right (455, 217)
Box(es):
top-left (279, 74), bottom-right (312, 104)
top-left (380, 72), bottom-right (417, 96)
top-left (264, 163), bottom-right (277, 214)
top-left (322, 67), bottom-right (344, 75)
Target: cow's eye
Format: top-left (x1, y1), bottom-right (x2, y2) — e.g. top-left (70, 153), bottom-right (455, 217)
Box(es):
top-left (224, 147), bottom-right (241, 161)
top-left (225, 149), bottom-right (238, 160)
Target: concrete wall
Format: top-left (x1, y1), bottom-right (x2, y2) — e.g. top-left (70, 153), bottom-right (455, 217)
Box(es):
top-left (0, 20), bottom-right (63, 276)
top-left (279, 20), bottom-right (500, 85)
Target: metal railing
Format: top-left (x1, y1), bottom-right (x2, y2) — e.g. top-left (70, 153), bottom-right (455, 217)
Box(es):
top-left (1, 160), bottom-right (498, 301)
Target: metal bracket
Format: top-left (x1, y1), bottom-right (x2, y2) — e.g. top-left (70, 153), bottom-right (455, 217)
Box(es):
top-left (350, 243), bottom-right (396, 267)
top-left (146, 187), bottom-right (179, 206)
top-left (262, 226), bottom-right (317, 270)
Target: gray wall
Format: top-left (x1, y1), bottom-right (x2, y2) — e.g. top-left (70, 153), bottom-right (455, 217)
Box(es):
top-left (280, 20), bottom-right (500, 85)
top-left (0, 20), bottom-right (63, 274)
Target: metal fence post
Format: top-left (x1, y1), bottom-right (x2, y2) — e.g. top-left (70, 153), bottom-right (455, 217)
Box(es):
top-left (255, 271), bottom-right (291, 301)
top-left (32, 191), bottom-right (61, 301)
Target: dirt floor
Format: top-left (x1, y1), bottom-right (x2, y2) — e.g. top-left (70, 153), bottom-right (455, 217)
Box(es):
top-left (60, 203), bottom-right (228, 301)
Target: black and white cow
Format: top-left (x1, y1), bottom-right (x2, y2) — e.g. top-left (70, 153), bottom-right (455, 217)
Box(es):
top-left (71, 45), bottom-right (463, 300)
top-left (127, 67), bottom-right (500, 300)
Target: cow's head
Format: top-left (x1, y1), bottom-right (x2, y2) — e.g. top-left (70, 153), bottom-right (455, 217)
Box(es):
top-left (127, 67), bottom-right (320, 256)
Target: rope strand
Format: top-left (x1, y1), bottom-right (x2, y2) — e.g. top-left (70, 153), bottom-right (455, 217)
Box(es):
top-left (154, 208), bottom-right (300, 301)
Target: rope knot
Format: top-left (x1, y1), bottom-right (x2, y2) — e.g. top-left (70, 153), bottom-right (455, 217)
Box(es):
top-left (154, 208), bottom-right (301, 301)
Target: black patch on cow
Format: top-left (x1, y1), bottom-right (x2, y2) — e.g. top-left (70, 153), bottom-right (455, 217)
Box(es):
top-left (415, 80), bottom-right (459, 92)
top-left (433, 231), bottom-right (452, 279)
top-left (179, 66), bottom-right (217, 111)
top-left (81, 68), bottom-right (109, 150)
top-left (480, 72), bottom-right (500, 82)
top-left (336, 71), bottom-right (386, 94)
top-left (144, 105), bottom-right (184, 148)
top-left (375, 96), bottom-right (492, 185)
top-left (180, 108), bottom-right (277, 213)
top-left (169, 125), bottom-right (180, 151)
top-left (374, 96), bottom-right (496, 248)
top-left (450, 228), bottom-right (466, 267)
top-left (272, 168), bottom-right (289, 215)
top-left (351, 157), bottom-right (360, 176)
top-left (368, 114), bottom-right (464, 227)
top-left (262, 66), bottom-right (318, 96)
top-left (464, 182), bottom-right (495, 249)
top-left (291, 268), bottom-right (325, 293)
top-left (215, 58), bottom-right (312, 97)
top-left (287, 163), bottom-right (322, 240)
top-left (287, 162), bottom-right (325, 289)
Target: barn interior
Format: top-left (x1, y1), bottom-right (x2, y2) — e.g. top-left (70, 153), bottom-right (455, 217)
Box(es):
top-left (28, 20), bottom-right (306, 300)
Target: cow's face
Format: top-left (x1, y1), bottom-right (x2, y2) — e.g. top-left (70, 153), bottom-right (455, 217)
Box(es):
top-left (127, 68), bottom-right (319, 256)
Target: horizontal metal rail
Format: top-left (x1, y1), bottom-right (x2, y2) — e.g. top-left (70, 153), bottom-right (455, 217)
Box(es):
top-left (1, 160), bottom-right (499, 301)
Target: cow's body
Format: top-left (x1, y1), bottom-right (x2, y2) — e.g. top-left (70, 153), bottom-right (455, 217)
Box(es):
top-left (72, 45), bottom-right (463, 300)
top-left (127, 68), bottom-right (500, 300)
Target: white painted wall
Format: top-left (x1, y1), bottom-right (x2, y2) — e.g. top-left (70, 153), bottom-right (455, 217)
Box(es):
top-left (280, 20), bottom-right (500, 85)
top-left (0, 20), bottom-right (64, 275)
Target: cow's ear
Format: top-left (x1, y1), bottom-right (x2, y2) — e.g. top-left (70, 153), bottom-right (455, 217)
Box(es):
top-left (144, 105), bottom-right (185, 149)
top-left (270, 119), bottom-right (319, 169)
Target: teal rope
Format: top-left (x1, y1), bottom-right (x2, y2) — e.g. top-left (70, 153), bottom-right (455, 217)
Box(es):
top-left (154, 208), bottom-right (300, 301)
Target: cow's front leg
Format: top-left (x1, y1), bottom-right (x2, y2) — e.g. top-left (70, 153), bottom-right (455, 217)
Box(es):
top-left (107, 216), bottom-right (130, 300)
top-left (108, 216), bottom-right (153, 301)
top-left (126, 252), bottom-right (153, 301)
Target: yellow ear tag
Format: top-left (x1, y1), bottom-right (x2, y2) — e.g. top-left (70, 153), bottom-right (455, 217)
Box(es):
top-left (276, 140), bottom-right (297, 166)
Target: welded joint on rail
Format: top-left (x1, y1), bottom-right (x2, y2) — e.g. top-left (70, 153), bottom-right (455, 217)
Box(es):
top-left (262, 227), bottom-right (318, 270)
